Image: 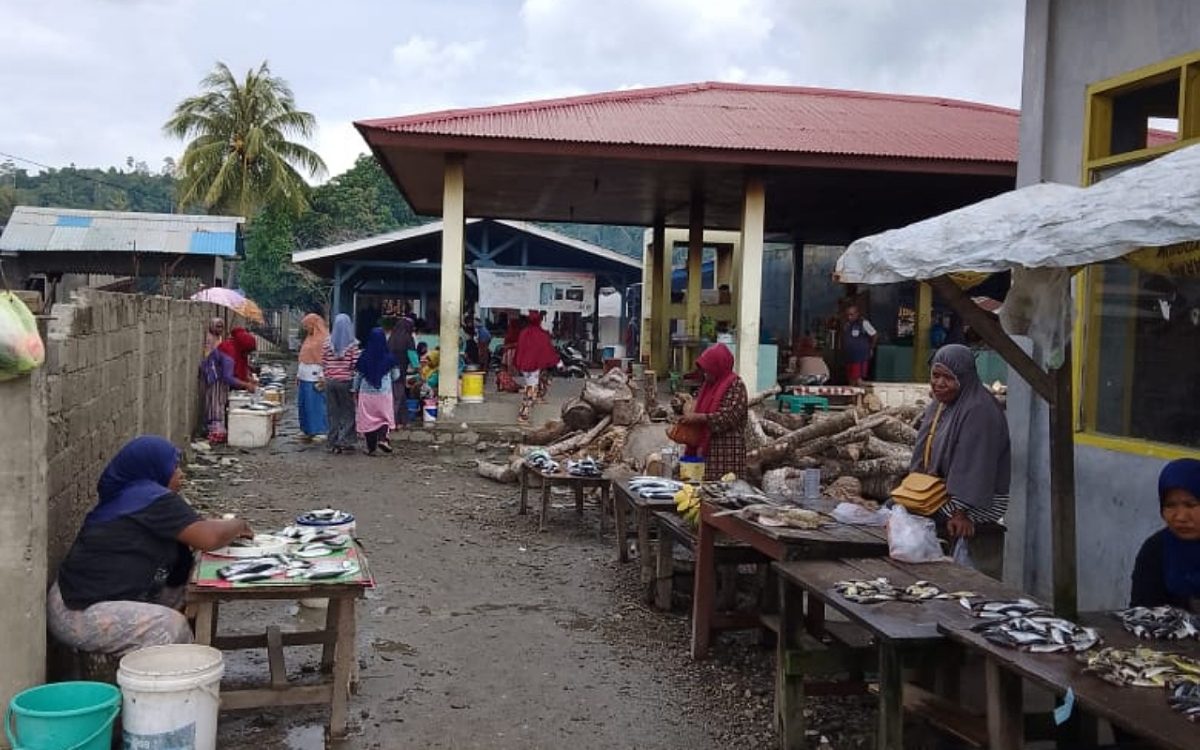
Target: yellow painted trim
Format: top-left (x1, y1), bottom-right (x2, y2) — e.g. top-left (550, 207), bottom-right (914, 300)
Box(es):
top-left (1086, 49), bottom-right (1200, 98)
top-left (1071, 268), bottom-right (1089, 431)
top-left (1183, 62), bottom-right (1200, 140)
top-left (912, 282), bottom-right (932, 382)
top-left (1076, 432), bottom-right (1200, 461)
top-left (1083, 138), bottom-right (1200, 173)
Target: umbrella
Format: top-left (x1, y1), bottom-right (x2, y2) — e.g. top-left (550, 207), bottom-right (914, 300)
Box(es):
top-left (190, 288), bottom-right (265, 324)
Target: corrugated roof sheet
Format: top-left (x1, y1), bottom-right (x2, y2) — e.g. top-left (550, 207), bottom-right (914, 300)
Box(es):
top-left (357, 81), bottom-right (1019, 164)
top-left (0, 206), bottom-right (243, 257)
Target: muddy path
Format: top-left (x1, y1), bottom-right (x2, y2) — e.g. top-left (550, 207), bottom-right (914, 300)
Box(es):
top-left (187, 406), bottom-right (870, 749)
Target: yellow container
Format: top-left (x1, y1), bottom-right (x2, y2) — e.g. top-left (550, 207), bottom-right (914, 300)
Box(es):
top-left (678, 458), bottom-right (706, 482)
top-left (262, 390), bottom-right (283, 406)
top-left (460, 371), bottom-right (485, 403)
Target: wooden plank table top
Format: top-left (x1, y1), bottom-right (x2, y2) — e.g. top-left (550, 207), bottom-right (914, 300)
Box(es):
top-left (518, 463), bottom-right (611, 534)
top-left (691, 500), bottom-right (889, 660)
top-left (186, 549), bottom-right (370, 740)
top-left (940, 612), bottom-right (1200, 750)
top-left (775, 556), bottom-right (1021, 645)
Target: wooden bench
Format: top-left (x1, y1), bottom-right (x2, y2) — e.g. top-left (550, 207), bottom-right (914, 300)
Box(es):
top-left (774, 557), bottom-right (1020, 750)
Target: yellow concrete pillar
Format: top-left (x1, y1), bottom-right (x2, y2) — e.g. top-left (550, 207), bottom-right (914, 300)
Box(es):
top-left (685, 192), bottom-right (704, 370)
top-left (913, 281), bottom-right (932, 382)
top-left (736, 176), bottom-right (765, 391)
top-left (653, 220), bottom-right (671, 373)
top-left (641, 240), bottom-right (654, 363)
top-left (438, 154), bottom-right (465, 415)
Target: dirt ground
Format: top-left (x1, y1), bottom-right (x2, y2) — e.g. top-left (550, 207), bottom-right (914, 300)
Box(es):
top-left (185, 401), bottom-right (874, 750)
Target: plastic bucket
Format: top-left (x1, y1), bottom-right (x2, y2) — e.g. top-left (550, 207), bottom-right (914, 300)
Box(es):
top-left (460, 371), bottom-right (485, 403)
top-left (117, 645), bottom-right (223, 750)
top-left (405, 398), bottom-right (421, 419)
top-left (679, 456), bottom-right (706, 482)
top-left (422, 398), bottom-right (438, 423)
top-left (6, 682), bottom-right (119, 750)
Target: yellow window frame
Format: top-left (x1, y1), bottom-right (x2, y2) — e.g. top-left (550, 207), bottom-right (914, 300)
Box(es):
top-left (1075, 49), bottom-right (1200, 459)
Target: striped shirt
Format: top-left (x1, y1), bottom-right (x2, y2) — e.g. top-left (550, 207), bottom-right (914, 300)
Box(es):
top-left (321, 341), bottom-right (359, 382)
top-left (937, 495), bottom-right (1009, 525)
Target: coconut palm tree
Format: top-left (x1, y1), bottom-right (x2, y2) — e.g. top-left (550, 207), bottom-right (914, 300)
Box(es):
top-left (164, 61), bottom-right (327, 217)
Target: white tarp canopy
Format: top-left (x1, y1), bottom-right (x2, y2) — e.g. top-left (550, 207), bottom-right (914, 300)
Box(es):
top-left (836, 142), bottom-right (1200, 284)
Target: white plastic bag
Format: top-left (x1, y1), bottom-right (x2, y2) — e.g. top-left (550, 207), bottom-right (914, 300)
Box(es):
top-left (831, 502), bottom-right (891, 527)
top-left (951, 537), bottom-right (975, 569)
top-left (887, 506), bottom-right (945, 563)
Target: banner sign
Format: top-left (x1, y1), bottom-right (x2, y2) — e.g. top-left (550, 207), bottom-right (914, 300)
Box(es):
top-left (476, 268), bottom-right (596, 314)
top-left (1126, 240), bottom-right (1200, 278)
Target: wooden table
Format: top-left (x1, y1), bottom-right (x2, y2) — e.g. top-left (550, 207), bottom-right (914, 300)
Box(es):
top-left (187, 552), bottom-right (370, 739)
top-left (653, 511), bottom-right (768, 614)
top-left (691, 500), bottom-right (889, 659)
top-left (775, 556), bottom-right (1021, 750)
top-left (941, 613), bottom-right (1200, 750)
top-left (611, 479), bottom-right (680, 595)
top-left (518, 463), bottom-right (611, 534)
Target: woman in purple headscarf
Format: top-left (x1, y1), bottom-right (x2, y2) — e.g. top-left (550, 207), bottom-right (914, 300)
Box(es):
top-left (47, 436), bottom-right (254, 657)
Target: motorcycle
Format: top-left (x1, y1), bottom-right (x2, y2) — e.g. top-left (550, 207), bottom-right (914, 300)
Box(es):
top-left (556, 342), bottom-right (590, 379)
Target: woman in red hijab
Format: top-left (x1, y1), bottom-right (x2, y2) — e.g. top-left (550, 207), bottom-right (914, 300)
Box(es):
top-left (217, 327), bottom-right (258, 384)
top-left (678, 344), bottom-right (748, 479)
top-left (513, 311), bottom-right (560, 424)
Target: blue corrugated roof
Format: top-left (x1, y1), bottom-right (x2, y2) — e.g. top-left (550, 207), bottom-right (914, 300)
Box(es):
top-left (0, 206), bottom-right (244, 257)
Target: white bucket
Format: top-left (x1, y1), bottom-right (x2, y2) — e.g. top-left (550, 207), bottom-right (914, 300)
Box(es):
top-left (117, 644), bottom-right (224, 750)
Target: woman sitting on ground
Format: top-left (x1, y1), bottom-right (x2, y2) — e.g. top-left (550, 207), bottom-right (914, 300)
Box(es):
top-left (1131, 459), bottom-right (1200, 611)
top-left (48, 436), bottom-right (253, 657)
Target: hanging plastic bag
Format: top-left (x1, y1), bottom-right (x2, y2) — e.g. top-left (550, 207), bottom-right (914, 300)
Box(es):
top-left (887, 506), bottom-right (945, 563)
top-left (831, 502), bottom-right (891, 527)
top-left (951, 537), bottom-right (975, 569)
top-left (0, 292), bottom-right (45, 381)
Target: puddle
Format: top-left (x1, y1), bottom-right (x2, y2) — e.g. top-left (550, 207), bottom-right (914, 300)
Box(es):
top-left (285, 724), bottom-right (325, 750)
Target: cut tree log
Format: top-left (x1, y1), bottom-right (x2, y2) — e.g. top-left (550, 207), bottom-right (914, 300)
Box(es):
top-left (762, 410), bottom-right (807, 431)
top-left (612, 397), bottom-right (645, 427)
top-left (582, 379), bottom-right (633, 414)
top-left (819, 456), bottom-right (912, 479)
top-left (604, 427), bottom-right (629, 465)
top-left (561, 398), bottom-right (598, 432)
top-left (524, 420), bottom-right (568, 446)
top-left (864, 435), bottom-right (913, 460)
top-left (831, 441), bottom-right (866, 462)
top-left (758, 417), bottom-right (790, 438)
top-left (747, 384), bottom-right (783, 407)
top-left (748, 407), bottom-right (867, 466)
top-left (544, 416), bottom-right (613, 456)
top-left (872, 416), bottom-right (919, 445)
top-left (747, 410), bottom-right (772, 449)
top-left (476, 460), bottom-right (517, 483)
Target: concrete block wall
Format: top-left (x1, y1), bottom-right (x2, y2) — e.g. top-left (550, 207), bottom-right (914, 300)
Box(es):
top-left (41, 289), bottom-right (237, 571)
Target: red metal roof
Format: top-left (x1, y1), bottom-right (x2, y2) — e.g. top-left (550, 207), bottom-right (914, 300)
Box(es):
top-left (357, 81), bottom-right (1019, 164)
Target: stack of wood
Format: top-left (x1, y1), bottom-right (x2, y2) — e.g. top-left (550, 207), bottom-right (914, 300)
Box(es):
top-left (748, 403), bottom-right (924, 503)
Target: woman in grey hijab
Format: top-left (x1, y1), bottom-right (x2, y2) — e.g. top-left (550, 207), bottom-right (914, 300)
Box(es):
top-left (910, 344), bottom-right (1011, 540)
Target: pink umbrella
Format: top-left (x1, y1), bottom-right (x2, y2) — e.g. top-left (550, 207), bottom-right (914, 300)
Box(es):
top-left (190, 288), bottom-right (265, 324)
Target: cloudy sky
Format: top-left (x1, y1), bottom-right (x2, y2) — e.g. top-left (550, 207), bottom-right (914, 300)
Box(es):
top-left (0, 0), bottom-right (1025, 181)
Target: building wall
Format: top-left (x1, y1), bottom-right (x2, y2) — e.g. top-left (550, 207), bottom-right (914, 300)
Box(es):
top-left (40, 289), bottom-right (234, 572)
top-left (1014, 0), bottom-right (1200, 608)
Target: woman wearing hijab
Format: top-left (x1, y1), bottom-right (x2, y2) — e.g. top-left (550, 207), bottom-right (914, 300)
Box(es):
top-left (297, 313), bottom-right (329, 440)
top-left (677, 344), bottom-right (749, 480)
top-left (198, 331), bottom-right (256, 443)
top-left (203, 317), bottom-right (225, 355)
top-left (47, 436), bottom-right (253, 657)
top-left (1131, 459), bottom-right (1200, 611)
top-left (217, 327), bottom-right (258, 384)
top-left (353, 328), bottom-right (402, 455)
top-left (909, 344), bottom-right (1011, 541)
top-left (321, 314), bottom-right (360, 454)
top-left (514, 311), bottom-right (561, 424)
top-left (388, 317), bottom-right (419, 424)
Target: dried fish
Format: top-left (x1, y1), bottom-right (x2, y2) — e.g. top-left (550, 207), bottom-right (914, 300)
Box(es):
top-left (1113, 606), bottom-right (1199, 641)
top-left (741, 504), bottom-right (824, 529)
top-left (962, 597), bottom-right (1050, 619)
top-left (566, 457), bottom-right (604, 477)
top-left (524, 449), bottom-right (560, 474)
top-left (973, 615), bottom-right (1100, 653)
top-left (1169, 681), bottom-right (1200, 722)
top-left (833, 577), bottom-right (977, 604)
top-left (1081, 647), bottom-right (1200, 689)
top-left (217, 555), bottom-right (307, 582)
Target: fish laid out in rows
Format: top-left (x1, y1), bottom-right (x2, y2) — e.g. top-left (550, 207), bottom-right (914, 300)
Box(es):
top-left (1080, 646), bottom-right (1200, 688)
top-left (217, 554), bottom-right (359, 582)
top-left (1112, 606), bottom-right (1200, 641)
top-left (971, 615), bottom-right (1100, 653)
top-left (739, 503), bottom-right (825, 530)
top-left (962, 598), bottom-right (1051, 620)
top-left (834, 577), bottom-right (977, 604)
top-left (1169, 682), bottom-right (1200, 722)
top-left (628, 476), bottom-right (685, 500)
top-left (525, 449), bottom-right (559, 474)
top-left (566, 457), bottom-right (604, 478)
